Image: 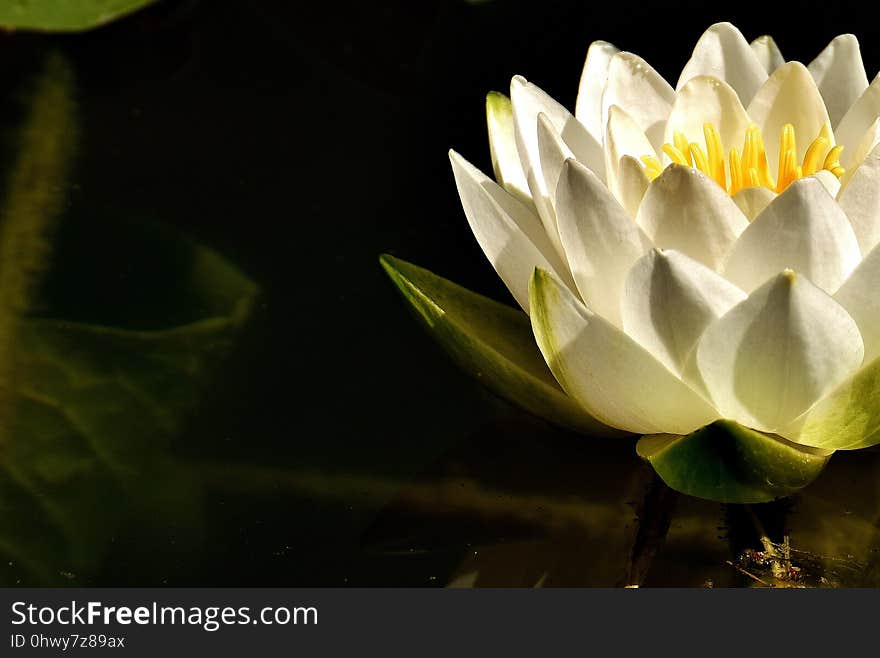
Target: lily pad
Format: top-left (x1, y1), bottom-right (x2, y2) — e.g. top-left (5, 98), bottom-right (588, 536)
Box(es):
top-left (792, 355), bottom-right (880, 450)
top-left (0, 0), bottom-right (157, 32)
top-left (380, 254), bottom-right (619, 436)
top-left (637, 420), bottom-right (832, 504)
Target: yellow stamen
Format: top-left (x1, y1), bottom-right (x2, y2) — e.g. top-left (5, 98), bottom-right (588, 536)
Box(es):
top-left (703, 123), bottom-right (726, 188)
top-left (729, 148), bottom-right (743, 196)
top-left (673, 131), bottom-right (692, 165)
top-left (640, 121), bottom-right (846, 197)
top-left (661, 143), bottom-right (689, 166)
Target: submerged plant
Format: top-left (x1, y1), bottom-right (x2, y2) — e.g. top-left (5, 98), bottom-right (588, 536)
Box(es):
top-left (383, 22), bottom-right (880, 503)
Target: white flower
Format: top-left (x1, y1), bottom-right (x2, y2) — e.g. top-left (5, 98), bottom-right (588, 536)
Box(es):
top-left (449, 22), bottom-right (880, 450)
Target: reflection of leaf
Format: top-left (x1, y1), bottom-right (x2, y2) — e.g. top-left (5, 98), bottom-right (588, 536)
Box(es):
top-left (0, 0), bottom-right (157, 32)
top-left (0, 53), bottom-right (258, 585)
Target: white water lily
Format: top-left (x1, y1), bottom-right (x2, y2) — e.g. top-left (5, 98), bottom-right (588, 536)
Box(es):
top-left (436, 22), bottom-right (880, 500)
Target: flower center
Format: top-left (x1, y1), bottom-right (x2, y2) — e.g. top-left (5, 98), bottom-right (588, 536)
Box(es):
top-left (640, 122), bottom-right (845, 195)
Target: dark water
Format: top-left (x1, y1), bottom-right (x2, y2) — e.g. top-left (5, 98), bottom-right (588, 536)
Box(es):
top-left (0, 0), bottom-right (878, 587)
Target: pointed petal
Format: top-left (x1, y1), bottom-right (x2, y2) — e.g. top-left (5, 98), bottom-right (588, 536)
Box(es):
top-left (747, 62), bottom-right (833, 169)
top-left (602, 52), bottom-right (674, 152)
top-left (835, 73), bottom-right (880, 167)
top-left (723, 177), bottom-right (861, 293)
top-left (575, 40), bottom-right (619, 144)
top-left (380, 255), bottom-right (618, 436)
top-left (449, 150), bottom-right (573, 312)
top-left (604, 104), bottom-right (655, 194)
top-left (511, 76), bottom-right (605, 246)
top-left (807, 34), bottom-right (869, 128)
top-left (530, 268), bottom-right (719, 435)
top-left (486, 92), bottom-right (531, 205)
top-left (536, 113), bottom-right (574, 214)
top-left (839, 116), bottom-right (880, 185)
top-left (677, 22), bottom-right (768, 105)
top-left (664, 76), bottom-right (751, 163)
top-left (834, 242), bottom-right (880, 363)
top-left (555, 159), bottom-right (653, 326)
top-left (687, 271), bottom-right (864, 432)
top-left (732, 186), bottom-right (775, 220)
top-left (750, 35), bottom-right (785, 73)
top-left (636, 165), bottom-right (748, 270)
top-left (622, 249), bottom-right (747, 374)
top-left (838, 141), bottom-right (880, 254)
top-left (615, 155), bottom-right (650, 218)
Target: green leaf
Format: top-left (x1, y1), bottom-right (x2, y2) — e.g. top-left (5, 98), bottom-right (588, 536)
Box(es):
top-left (790, 355), bottom-right (880, 450)
top-left (380, 254), bottom-right (620, 436)
top-left (0, 0), bottom-right (157, 32)
top-left (637, 420), bottom-right (831, 504)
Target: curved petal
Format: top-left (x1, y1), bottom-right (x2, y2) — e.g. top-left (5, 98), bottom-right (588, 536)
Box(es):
top-left (602, 52), bottom-right (674, 152)
top-left (686, 271), bottom-right (864, 433)
top-left (449, 150), bottom-right (574, 312)
top-left (615, 155), bottom-right (649, 218)
top-left (622, 249), bottom-right (746, 374)
top-left (555, 159), bottom-right (653, 326)
top-left (722, 177), bottom-right (861, 293)
top-left (677, 22), bottom-right (768, 105)
top-left (732, 186), bottom-right (775, 220)
top-left (807, 34), bottom-right (869, 129)
top-left (747, 61), bottom-right (833, 169)
top-left (812, 169), bottom-right (841, 198)
top-left (664, 76), bottom-right (752, 165)
top-left (636, 164), bottom-right (748, 270)
top-left (838, 141), bottom-right (880, 254)
top-left (511, 76), bottom-right (605, 247)
top-left (380, 255), bottom-right (619, 436)
top-left (750, 35), bottom-right (785, 74)
top-left (530, 268), bottom-right (719, 435)
top-left (486, 92), bottom-right (531, 206)
top-left (839, 116), bottom-right (880, 186)
top-left (834, 241), bottom-right (880, 363)
top-left (835, 73), bottom-right (880, 167)
top-left (536, 113), bottom-right (574, 213)
top-left (575, 40), bottom-right (619, 144)
top-left (604, 104), bottom-right (655, 193)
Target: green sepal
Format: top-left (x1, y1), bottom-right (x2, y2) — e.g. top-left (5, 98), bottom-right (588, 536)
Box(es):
top-left (380, 254), bottom-right (621, 436)
top-left (637, 420), bottom-right (832, 504)
top-left (0, 0), bottom-right (157, 32)
top-left (792, 355), bottom-right (880, 450)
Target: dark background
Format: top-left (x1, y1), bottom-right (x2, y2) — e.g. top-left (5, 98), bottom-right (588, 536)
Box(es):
top-left (0, 0), bottom-right (878, 586)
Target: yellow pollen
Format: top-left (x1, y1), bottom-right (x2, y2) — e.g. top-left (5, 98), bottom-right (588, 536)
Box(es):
top-left (642, 122), bottom-right (845, 196)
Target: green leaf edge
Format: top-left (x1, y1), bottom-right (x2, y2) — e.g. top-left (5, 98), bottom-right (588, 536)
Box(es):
top-left (637, 420), bottom-right (832, 504)
top-left (379, 254), bottom-right (623, 437)
top-left (0, 0), bottom-right (158, 32)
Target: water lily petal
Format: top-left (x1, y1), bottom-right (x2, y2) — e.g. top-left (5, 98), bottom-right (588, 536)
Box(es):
top-left (615, 155), bottom-right (649, 218)
top-left (380, 255), bottom-right (618, 436)
top-left (511, 76), bottom-right (605, 246)
top-left (732, 186), bottom-right (775, 220)
top-left (536, 113), bottom-right (574, 213)
top-left (602, 52), bottom-right (674, 152)
top-left (638, 421), bottom-right (831, 504)
top-left (664, 76), bottom-right (751, 164)
top-left (530, 268), bottom-right (719, 435)
top-left (687, 271), bottom-right (864, 433)
top-left (750, 35), bottom-right (785, 74)
top-left (834, 241), bottom-right (880, 363)
top-left (449, 150), bottom-right (573, 312)
top-left (677, 22), bottom-right (768, 105)
top-left (748, 61), bottom-right (833, 168)
top-left (622, 249), bottom-right (746, 374)
top-left (723, 177), bottom-right (861, 293)
top-left (835, 73), bottom-right (880, 167)
top-left (812, 169), bottom-right (841, 198)
top-left (486, 92), bottom-right (531, 206)
top-left (555, 159), bottom-right (653, 326)
top-left (604, 104), bottom-right (655, 194)
top-left (636, 165), bottom-right (748, 270)
top-left (839, 116), bottom-right (880, 187)
top-left (838, 141), bottom-right (880, 254)
top-left (575, 40), bottom-right (619, 144)
top-left (807, 34), bottom-right (869, 129)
